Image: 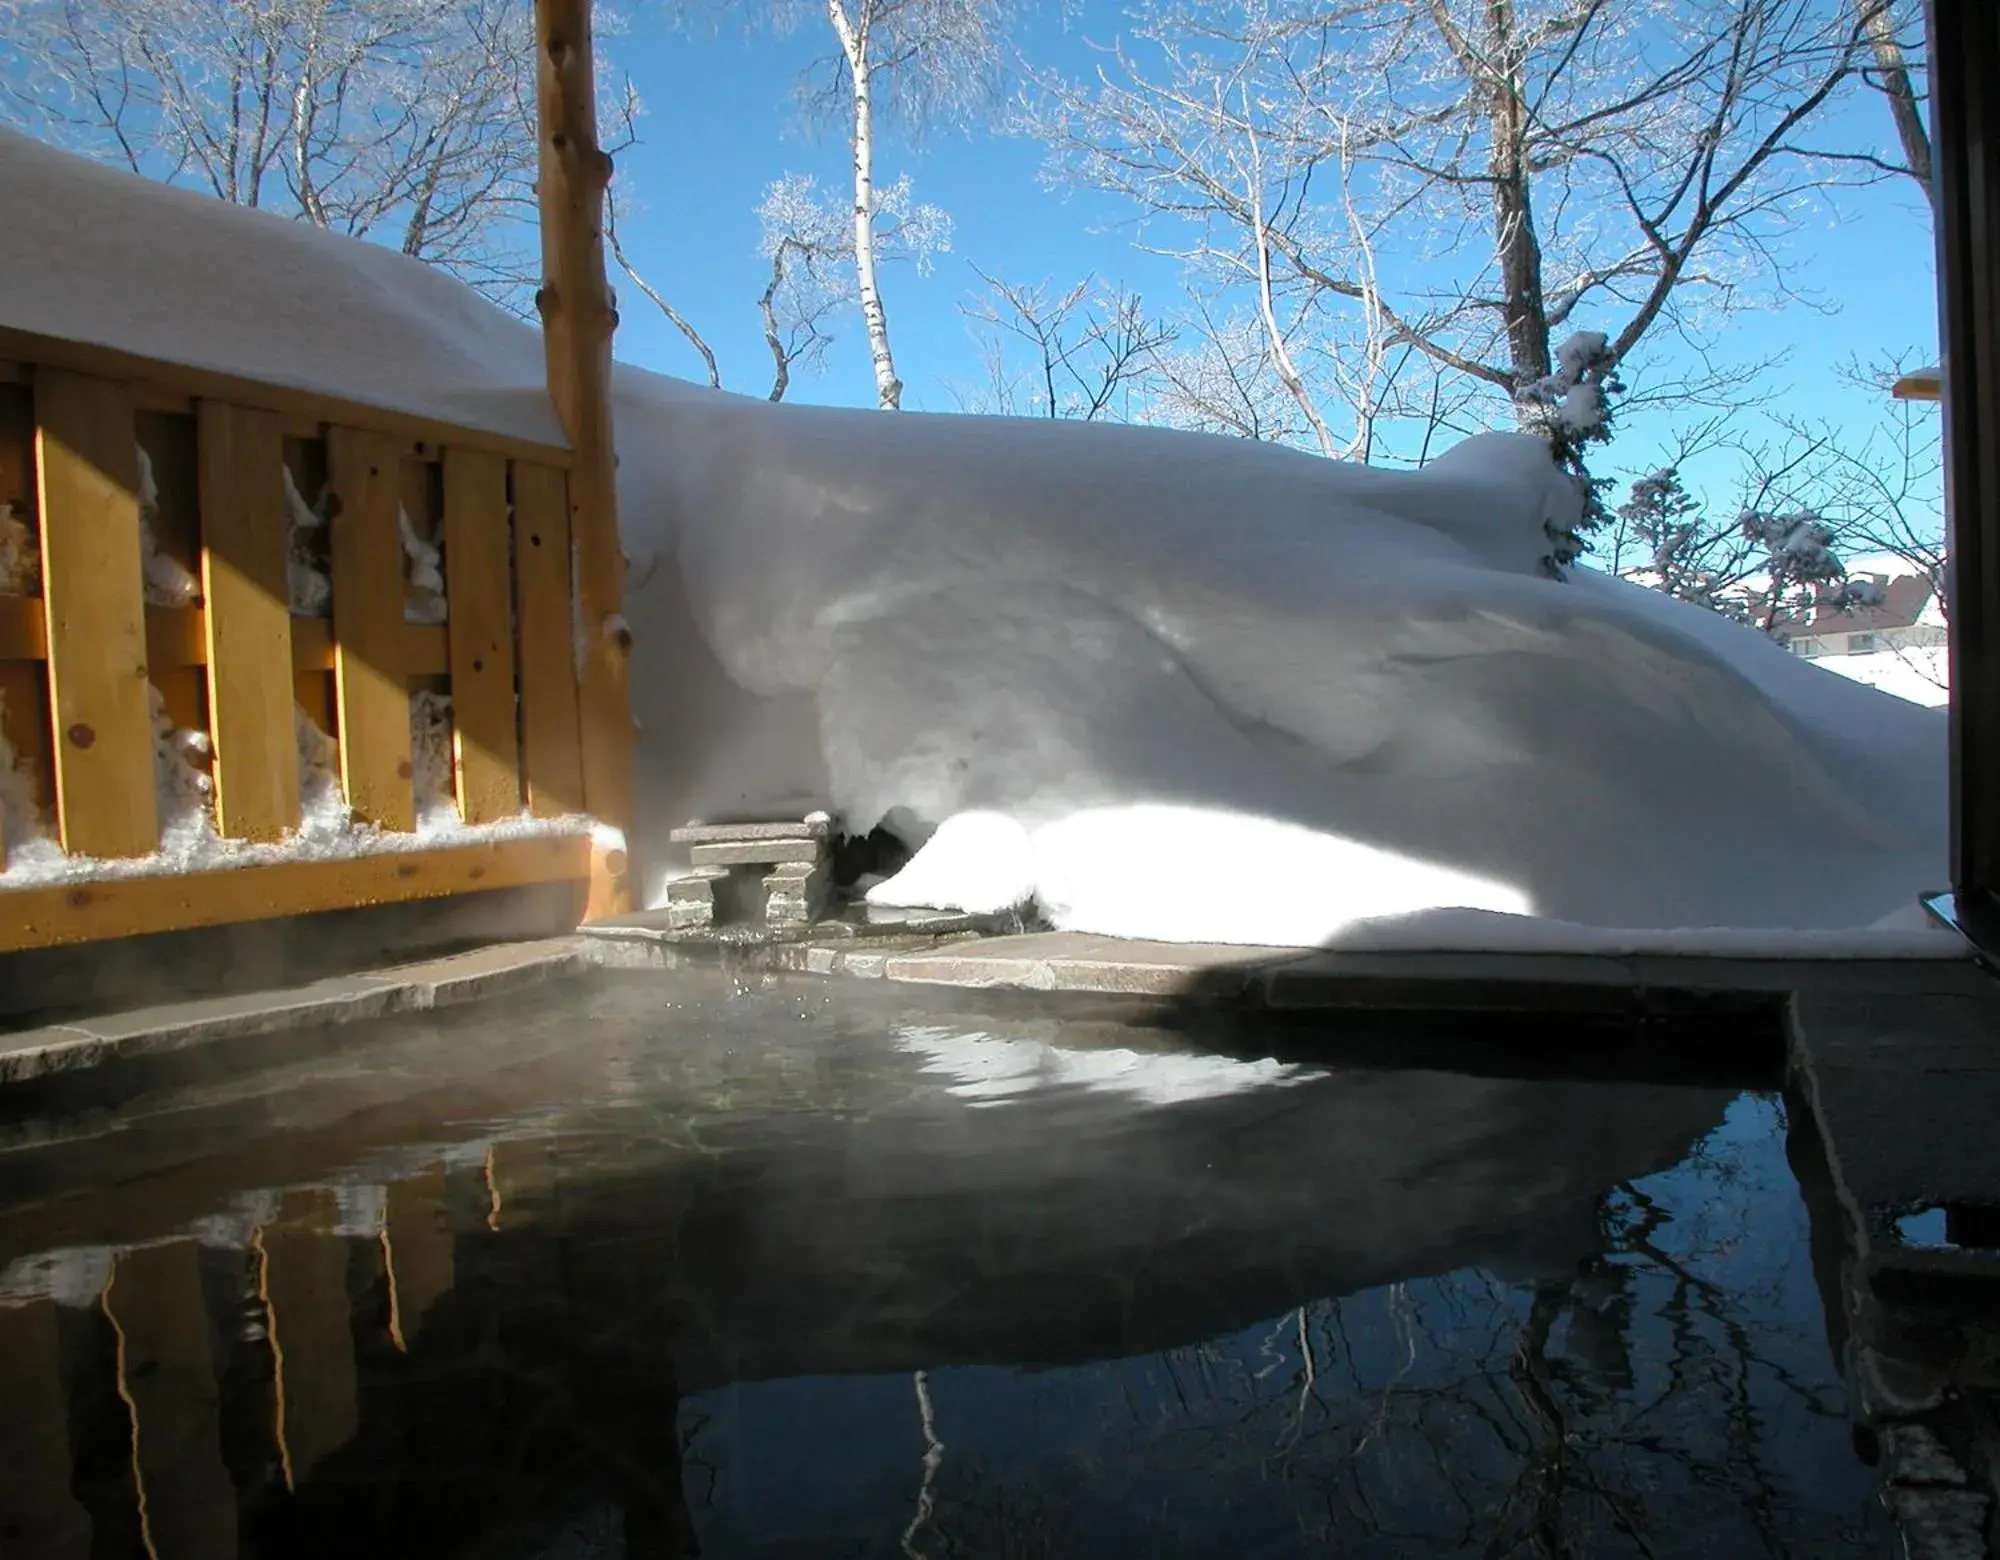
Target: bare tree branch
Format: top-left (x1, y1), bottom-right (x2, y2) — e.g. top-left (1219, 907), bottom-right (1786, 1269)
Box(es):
top-left (0, 0), bottom-right (641, 311)
top-left (606, 191), bottom-right (721, 390)
top-left (1856, 0), bottom-right (1931, 209)
top-left (957, 267), bottom-right (1175, 419)
top-left (1028, 0), bottom-right (1893, 473)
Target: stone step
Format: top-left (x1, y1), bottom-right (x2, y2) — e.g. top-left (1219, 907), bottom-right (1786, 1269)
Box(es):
top-left (670, 817), bottom-right (832, 846)
top-left (690, 838), bottom-right (824, 869)
top-left (664, 867), bottom-right (730, 904)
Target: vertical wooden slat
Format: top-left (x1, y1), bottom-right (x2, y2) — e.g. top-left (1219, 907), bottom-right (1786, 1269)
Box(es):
top-left (442, 447), bottom-right (522, 823)
top-left (36, 368), bottom-right (156, 858)
top-left (511, 461), bottom-right (585, 816)
top-left (102, 1243), bottom-right (238, 1560)
top-left (198, 402), bottom-right (298, 841)
top-left (325, 426), bottom-right (412, 831)
top-left (536, 0), bottom-right (635, 916)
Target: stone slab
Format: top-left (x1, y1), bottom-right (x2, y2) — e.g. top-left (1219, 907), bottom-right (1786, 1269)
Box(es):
top-left (357, 940), bottom-right (592, 1010)
top-left (1883, 1488), bottom-right (1989, 1560)
top-left (690, 839), bottom-right (824, 868)
top-left (877, 935), bottom-right (1800, 1008)
top-left (586, 938), bottom-right (672, 971)
top-left (1885, 1424), bottom-right (1970, 1487)
top-left (1807, 1063), bottom-right (2000, 1213)
top-left (1789, 990), bottom-right (2000, 1251)
top-left (59, 975), bottom-right (414, 1045)
top-left (670, 818), bottom-right (831, 845)
top-left (665, 869), bottom-right (728, 904)
top-left (0, 1026), bottom-right (114, 1084)
top-left (818, 904), bottom-right (1035, 941)
top-left (883, 933), bottom-right (1309, 999)
top-left (1262, 951), bottom-right (1642, 1012)
top-left (0, 939), bottom-right (589, 1086)
top-left (767, 867), bottom-right (831, 924)
top-left (0, 977), bottom-right (408, 1084)
top-left (1636, 956), bottom-right (1991, 997)
top-left (576, 915), bottom-right (672, 943)
top-left (1792, 992), bottom-right (2000, 1074)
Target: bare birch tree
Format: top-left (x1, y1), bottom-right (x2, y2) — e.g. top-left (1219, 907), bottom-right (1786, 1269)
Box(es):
top-left (1032, 0), bottom-right (1894, 468)
top-left (766, 0), bottom-right (1012, 408)
top-left (0, 0), bottom-right (637, 307)
top-left (755, 170), bottom-right (953, 401)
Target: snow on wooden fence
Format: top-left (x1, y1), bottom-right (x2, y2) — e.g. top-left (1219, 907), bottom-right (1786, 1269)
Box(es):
top-left (0, 327), bottom-right (604, 950)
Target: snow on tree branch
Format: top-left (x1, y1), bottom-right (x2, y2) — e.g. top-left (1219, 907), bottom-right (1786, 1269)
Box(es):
top-left (0, 0), bottom-right (642, 311)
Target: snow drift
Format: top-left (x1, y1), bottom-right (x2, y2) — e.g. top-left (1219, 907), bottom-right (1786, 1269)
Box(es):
top-left (0, 130), bottom-right (1950, 949)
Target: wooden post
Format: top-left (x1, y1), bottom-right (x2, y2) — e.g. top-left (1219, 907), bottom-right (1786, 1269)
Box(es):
top-left (1928, 0), bottom-right (2000, 957)
top-left (534, 0), bottom-right (635, 918)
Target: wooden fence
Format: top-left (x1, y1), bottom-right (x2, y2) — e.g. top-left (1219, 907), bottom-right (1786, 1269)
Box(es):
top-left (0, 327), bottom-right (611, 951)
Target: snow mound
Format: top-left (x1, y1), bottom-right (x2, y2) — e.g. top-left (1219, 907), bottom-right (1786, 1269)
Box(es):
top-left (623, 374), bottom-right (1946, 946)
top-left (0, 130), bottom-right (1951, 949)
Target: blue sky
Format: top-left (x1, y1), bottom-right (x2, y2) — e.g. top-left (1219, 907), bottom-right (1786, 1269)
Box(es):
top-left (606, 3), bottom-right (1940, 504)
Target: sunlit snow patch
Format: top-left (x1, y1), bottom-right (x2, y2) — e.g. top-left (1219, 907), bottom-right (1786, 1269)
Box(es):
top-left (866, 811), bottom-right (1034, 915)
top-left (871, 803), bottom-right (1532, 947)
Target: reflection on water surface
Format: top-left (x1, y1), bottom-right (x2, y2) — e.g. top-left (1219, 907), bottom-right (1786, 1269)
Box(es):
top-left (0, 971), bottom-right (1881, 1557)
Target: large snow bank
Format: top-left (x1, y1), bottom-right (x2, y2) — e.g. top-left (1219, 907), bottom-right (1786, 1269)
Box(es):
top-left (0, 130), bottom-right (1952, 950)
top-left (619, 377), bottom-right (1946, 947)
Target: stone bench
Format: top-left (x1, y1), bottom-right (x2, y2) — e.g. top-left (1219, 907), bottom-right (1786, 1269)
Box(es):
top-left (664, 818), bottom-right (834, 935)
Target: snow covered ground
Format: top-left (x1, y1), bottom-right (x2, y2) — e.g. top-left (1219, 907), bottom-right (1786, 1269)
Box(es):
top-left (0, 131), bottom-right (1954, 952)
top-left (1812, 645), bottom-right (1949, 709)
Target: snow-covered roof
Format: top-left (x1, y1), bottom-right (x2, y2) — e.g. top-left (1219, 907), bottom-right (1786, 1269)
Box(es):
top-left (0, 128), bottom-right (567, 449)
top-left (1776, 574), bottom-right (1938, 636)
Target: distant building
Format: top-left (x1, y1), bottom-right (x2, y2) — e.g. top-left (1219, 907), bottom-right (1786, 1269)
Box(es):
top-left (1775, 573), bottom-right (1947, 660)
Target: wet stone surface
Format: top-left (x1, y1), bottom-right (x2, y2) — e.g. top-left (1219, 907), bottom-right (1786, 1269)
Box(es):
top-left (0, 969), bottom-right (1898, 1557)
